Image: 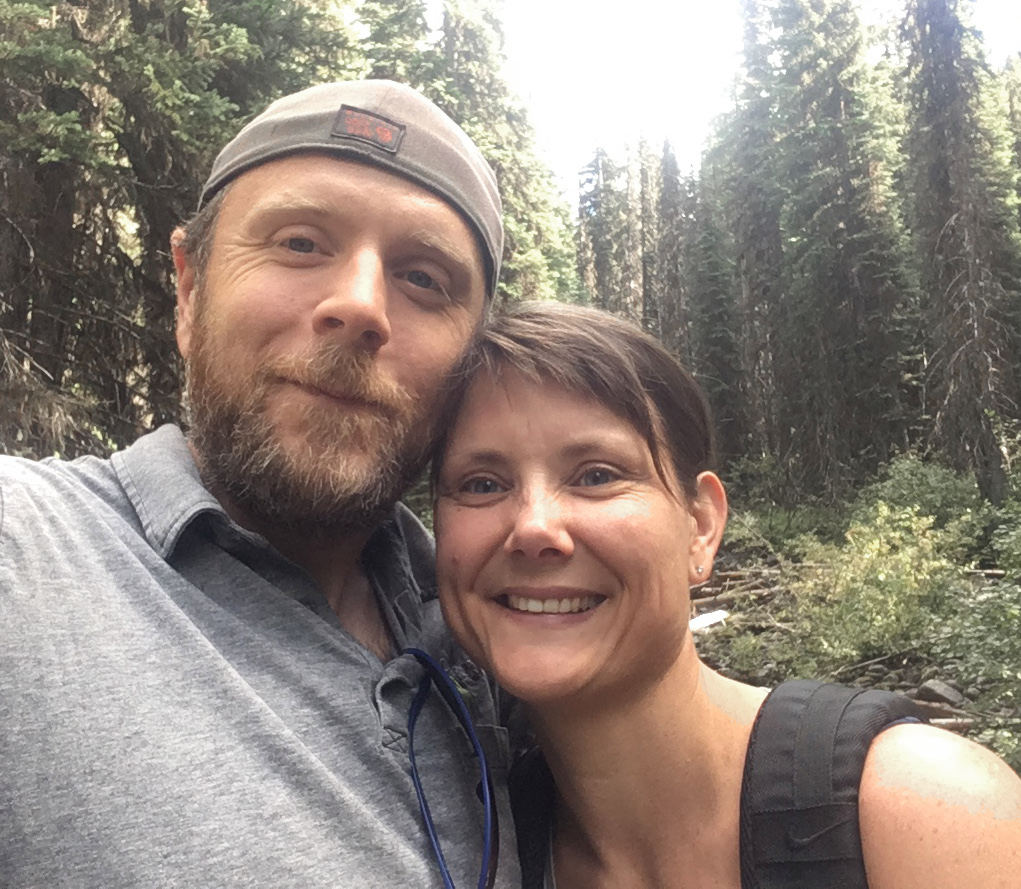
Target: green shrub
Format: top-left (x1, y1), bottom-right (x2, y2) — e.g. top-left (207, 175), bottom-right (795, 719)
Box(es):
top-left (703, 503), bottom-right (965, 682)
top-left (851, 454), bottom-right (981, 527)
top-left (851, 454), bottom-right (987, 562)
top-left (990, 499), bottom-right (1021, 581)
top-left (925, 581), bottom-right (1021, 770)
top-left (783, 503), bottom-right (962, 671)
top-left (703, 457), bottom-right (1021, 773)
top-left (725, 452), bottom-right (790, 506)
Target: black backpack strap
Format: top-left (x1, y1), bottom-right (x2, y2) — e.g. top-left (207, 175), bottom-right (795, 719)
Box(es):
top-left (509, 747), bottom-right (556, 889)
top-left (739, 679), bottom-right (922, 889)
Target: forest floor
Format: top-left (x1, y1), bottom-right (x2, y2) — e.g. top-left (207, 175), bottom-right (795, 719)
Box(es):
top-left (693, 560), bottom-right (1021, 773)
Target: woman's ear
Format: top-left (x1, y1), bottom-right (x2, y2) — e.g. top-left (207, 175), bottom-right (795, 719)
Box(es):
top-left (688, 472), bottom-right (728, 584)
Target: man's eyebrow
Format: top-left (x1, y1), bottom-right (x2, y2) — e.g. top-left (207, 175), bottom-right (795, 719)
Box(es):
top-left (404, 227), bottom-right (477, 271)
top-left (246, 195), bottom-right (335, 219)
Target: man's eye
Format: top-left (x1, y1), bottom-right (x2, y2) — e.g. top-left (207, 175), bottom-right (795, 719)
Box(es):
top-left (577, 467), bottom-right (617, 487)
top-left (406, 269), bottom-right (437, 289)
top-left (461, 477), bottom-right (503, 495)
top-left (285, 237), bottom-right (316, 253)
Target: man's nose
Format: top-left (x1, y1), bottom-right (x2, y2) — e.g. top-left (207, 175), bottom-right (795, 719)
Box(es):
top-left (311, 247), bottom-right (392, 349)
top-left (504, 490), bottom-right (574, 560)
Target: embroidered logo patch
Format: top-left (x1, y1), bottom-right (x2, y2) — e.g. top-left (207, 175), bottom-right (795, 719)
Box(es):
top-left (331, 105), bottom-right (405, 153)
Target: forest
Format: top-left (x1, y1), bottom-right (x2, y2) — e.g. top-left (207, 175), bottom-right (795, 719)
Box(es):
top-left (1, 0), bottom-right (1019, 768)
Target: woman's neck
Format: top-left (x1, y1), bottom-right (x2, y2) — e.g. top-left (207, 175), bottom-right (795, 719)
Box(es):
top-left (529, 648), bottom-right (768, 889)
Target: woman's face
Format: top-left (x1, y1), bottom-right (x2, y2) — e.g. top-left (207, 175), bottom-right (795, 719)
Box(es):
top-left (434, 370), bottom-right (726, 707)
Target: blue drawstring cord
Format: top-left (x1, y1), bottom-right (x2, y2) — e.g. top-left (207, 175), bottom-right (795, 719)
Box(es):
top-left (404, 647), bottom-right (497, 889)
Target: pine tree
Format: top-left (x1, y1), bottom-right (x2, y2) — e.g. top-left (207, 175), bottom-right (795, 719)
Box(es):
top-left (616, 147), bottom-right (645, 325)
top-left (763, 0), bottom-right (919, 493)
top-left (713, 0), bottom-right (787, 468)
top-left (1001, 54), bottom-right (1021, 221)
top-left (903, 0), bottom-right (1021, 503)
top-left (577, 149), bottom-right (627, 311)
top-left (433, 0), bottom-right (579, 305)
top-left (358, 0), bottom-right (436, 84)
top-left (655, 142), bottom-right (693, 363)
top-left (637, 139), bottom-right (662, 335)
top-left (686, 181), bottom-right (746, 465)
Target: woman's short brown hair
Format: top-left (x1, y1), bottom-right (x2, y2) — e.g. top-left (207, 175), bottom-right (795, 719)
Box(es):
top-left (432, 301), bottom-right (717, 501)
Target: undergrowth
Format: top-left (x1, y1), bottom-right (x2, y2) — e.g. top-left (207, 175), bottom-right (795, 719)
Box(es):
top-left (701, 453), bottom-right (1021, 773)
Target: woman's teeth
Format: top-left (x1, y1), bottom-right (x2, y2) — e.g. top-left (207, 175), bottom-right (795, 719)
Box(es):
top-left (506, 595), bottom-right (600, 614)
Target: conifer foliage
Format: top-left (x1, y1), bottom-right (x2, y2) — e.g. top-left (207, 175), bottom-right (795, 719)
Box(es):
top-left (575, 0), bottom-right (1021, 503)
top-left (902, 0), bottom-right (1021, 503)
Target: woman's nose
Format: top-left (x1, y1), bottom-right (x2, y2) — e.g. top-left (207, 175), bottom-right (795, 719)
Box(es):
top-left (311, 248), bottom-right (392, 349)
top-left (504, 492), bottom-right (574, 560)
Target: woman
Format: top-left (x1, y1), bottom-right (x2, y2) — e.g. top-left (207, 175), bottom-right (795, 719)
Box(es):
top-left (432, 302), bottom-right (1021, 889)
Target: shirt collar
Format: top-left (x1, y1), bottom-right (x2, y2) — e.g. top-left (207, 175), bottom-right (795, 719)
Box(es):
top-left (109, 425), bottom-right (437, 607)
top-left (110, 424), bottom-right (227, 560)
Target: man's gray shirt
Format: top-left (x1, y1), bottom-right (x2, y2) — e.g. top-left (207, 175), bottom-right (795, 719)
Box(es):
top-left (0, 425), bottom-right (519, 888)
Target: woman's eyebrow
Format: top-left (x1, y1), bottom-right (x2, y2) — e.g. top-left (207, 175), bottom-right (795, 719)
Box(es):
top-left (559, 435), bottom-right (636, 459)
top-left (446, 447), bottom-right (508, 467)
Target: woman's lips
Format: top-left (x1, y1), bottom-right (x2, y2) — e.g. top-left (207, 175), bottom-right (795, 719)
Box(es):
top-left (498, 592), bottom-right (606, 615)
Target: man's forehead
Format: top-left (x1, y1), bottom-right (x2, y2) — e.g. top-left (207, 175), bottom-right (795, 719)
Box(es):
top-left (224, 156), bottom-right (487, 272)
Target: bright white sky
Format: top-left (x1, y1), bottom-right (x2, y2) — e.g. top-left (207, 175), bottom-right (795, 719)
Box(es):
top-left (496, 0), bottom-right (1021, 199)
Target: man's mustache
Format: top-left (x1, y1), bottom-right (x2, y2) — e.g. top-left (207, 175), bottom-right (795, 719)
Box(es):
top-left (261, 345), bottom-right (414, 418)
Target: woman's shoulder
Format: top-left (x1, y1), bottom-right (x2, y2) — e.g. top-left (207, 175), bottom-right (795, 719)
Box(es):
top-left (860, 722), bottom-right (1021, 889)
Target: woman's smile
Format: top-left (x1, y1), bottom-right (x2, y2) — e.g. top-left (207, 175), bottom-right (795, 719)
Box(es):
top-left (500, 590), bottom-right (606, 615)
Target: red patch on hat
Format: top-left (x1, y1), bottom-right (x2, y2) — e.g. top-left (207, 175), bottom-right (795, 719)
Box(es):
top-left (332, 106), bottom-right (406, 153)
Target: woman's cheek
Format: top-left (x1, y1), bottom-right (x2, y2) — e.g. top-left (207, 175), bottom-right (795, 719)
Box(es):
top-left (438, 547), bottom-right (475, 626)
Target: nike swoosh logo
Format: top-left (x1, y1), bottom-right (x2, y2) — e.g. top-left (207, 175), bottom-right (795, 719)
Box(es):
top-left (786, 816), bottom-right (854, 850)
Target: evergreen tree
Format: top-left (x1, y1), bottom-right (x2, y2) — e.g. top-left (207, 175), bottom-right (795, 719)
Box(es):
top-left (1002, 54), bottom-right (1021, 220)
top-left (655, 142), bottom-right (693, 363)
top-left (577, 148), bottom-right (627, 311)
top-left (706, 0), bottom-right (922, 495)
top-left (765, 0), bottom-right (918, 493)
top-left (637, 139), bottom-right (662, 335)
top-left (616, 147), bottom-right (645, 325)
top-left (434, 0), bottom-right (579, 305)
top-left (686, 181), bottom-right (746, 465)
top-left (903, 0), bottom-right (1021, 503)
top-left (358, 0), bottom-right (436, 84)
top-left (713, 0), bottom-right (787, 469)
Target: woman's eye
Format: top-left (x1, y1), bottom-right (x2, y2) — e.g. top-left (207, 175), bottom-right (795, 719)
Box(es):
top-left (461, 477), bottom-right (503, 495)
top-left (284, 236), bottom-right (317, 254)
top-left (577, 467), bottom-right (618, 487)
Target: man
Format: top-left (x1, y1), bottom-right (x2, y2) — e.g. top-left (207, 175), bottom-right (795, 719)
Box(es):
top-left (0, 80), bottom-right (518, 888)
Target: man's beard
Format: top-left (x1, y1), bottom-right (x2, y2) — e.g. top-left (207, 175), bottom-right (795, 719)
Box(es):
top-left (184, 323), bottom-right (433, 538)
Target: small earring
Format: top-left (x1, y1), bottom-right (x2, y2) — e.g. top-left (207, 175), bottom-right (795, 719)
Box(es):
top-left (695, 565), bottom-right (704, 575)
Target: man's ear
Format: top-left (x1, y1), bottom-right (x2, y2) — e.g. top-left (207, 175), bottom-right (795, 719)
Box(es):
top-left (171, 227), bottom-right (197, 359)
top-left (688, 472), bottom-right (728, 584)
